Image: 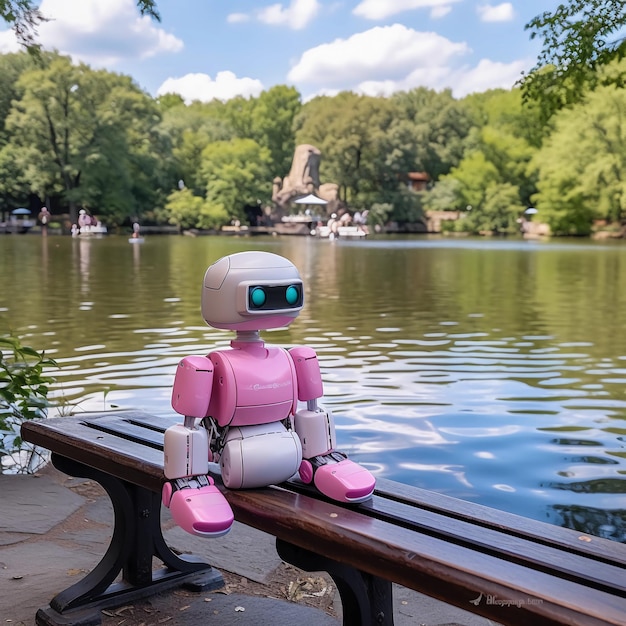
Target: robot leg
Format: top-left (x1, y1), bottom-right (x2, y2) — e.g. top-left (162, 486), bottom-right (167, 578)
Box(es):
top-left (219, 422), bottom-right (302, 489)
top-left (162, 422), bottom-right (234, 537)
top-left (295, 408), bottom-right (375, 503)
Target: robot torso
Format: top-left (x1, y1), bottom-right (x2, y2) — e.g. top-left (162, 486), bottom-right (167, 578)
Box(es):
top-left (207, 342), bottom-right (298, 427)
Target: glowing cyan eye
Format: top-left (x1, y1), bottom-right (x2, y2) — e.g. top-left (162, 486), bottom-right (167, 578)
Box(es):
top-left (250, 287), bottom-right (266, 307)
top-left (285, 285), bottom-right (299, 305)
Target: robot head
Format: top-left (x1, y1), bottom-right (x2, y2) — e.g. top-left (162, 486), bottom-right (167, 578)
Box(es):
top-left (201, 251), bottom-right (304, 331)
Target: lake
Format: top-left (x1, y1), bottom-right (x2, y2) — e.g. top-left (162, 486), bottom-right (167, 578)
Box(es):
top-left (1, 233), bottom-right (625, 542)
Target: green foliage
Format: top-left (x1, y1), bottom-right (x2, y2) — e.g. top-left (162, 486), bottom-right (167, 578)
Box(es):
top-left (163, 188), bottom-right (203, 231)
top-left (2, 10), bottom-right (626, 237)
top-left (163, 187), bottom-right (228, 231)
top-left (200, 138), bottom-right (272, 223)
top-left (250, 85), bottom-right (301, 178)
top-left (0, 334), bottom-right (56, 473)
top-left (355, 186), bottom-right (425, 225)
top-left (391, 87), bottom-right (473, 179)
top-left (529, 76), bottom-right (626, 235)
top-left (159, 100), bottom-right (234, 197)
top-left (0, 52), bottom-right (34, 146)
top-left (422, 177), bottom-right (463, 212)
top-left (367, 203), bottom-right (393, 227)
top-left (522, 1), bottom-right (626, 121)
top-left (5, 52), bottom-right (164, 225)
top-left (0, 1), bottom-right (45, 48)
top-left (295, 92), bottom-right (398, 202)
top-left (440, 151), bottom-right (524, 234)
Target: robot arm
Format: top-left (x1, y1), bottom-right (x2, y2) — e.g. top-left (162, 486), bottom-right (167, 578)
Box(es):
top-left (165, 355), bottom-right (213, 480)
top-left (171, 355), bottom-right (213, 420)
top-left (289, 346), bottom-right (375, 503)
top-left (162, 355), bottom-right (234, 537)
top-left (289, 346), bottom-right (336, 457)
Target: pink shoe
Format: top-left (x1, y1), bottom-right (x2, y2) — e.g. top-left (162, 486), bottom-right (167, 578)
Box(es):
top-left (162, 476), bottom-right (234, 537)
top-left (300, 453), bottom-right (375, 503)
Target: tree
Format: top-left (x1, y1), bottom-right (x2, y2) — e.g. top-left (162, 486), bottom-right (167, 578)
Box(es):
top-left (521, 0), bottom-right (626, 120)
top-left (422, 89), bottom-right (535, 233)
top-left (163, 187), bottom-right (209, 231)
top-left (295, 92), bottom-right (396, 202)
top-left (199, 138), bottom-right (272, 224)
top-left (0, 52), bottom-right (34, 146)
top-left (392, 87), bottom-right (473, 179)
top-left (6, 53), bottom-right (164, 225)
top-left (158, 100), bottom-right (234, 197)
top-left (529, 75), bottom-right (626, 235)
top-left (437, 151), bottom-right (524, 234)
top-left (0, 52), bottom-right (36, 211)
top-left (250, 85), bottom-right (301, 180)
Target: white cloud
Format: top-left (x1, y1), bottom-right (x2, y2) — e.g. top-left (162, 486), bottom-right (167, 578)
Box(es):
top-left (0, 29), bottom-right (20, 53)
top-left (288, 24), bottom-right (468, 86)
top-left (227, 13), bottom-right (250, 24)
top-left (449, 58), bottom-right (528, 97)
top-left (30, 0), bottom-right (182, 67)
top-left (430, 5), bottom-right (452, 19)
top-left (257, 0), bottom-right (321, 30)
top-left (353, 0), bottom-right (461, 20)
top-left (477, 3), bottom-right (515, 23)
top-left (288, 23), bottom-right (527, 100)
top-left (156, 71), bottom-right (264, 103)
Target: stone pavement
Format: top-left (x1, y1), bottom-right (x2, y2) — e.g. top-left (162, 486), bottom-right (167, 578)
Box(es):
top-left (0, 464), bottom-right (492, 625)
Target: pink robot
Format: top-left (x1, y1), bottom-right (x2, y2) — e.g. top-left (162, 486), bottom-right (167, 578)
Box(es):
top-left (161, 251), bottom-right (375, 537)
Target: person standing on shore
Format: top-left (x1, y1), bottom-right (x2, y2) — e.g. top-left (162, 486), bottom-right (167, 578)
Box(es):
top-left (38, 207), bottom-right (51, 235)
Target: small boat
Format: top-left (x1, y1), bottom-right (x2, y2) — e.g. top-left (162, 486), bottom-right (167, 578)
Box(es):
top-left (314, 225), bottom-right (368, 239)
top-left (128, 237), bottom-right (145, 244)
top-left (79, 224), bottom-right (108, 236)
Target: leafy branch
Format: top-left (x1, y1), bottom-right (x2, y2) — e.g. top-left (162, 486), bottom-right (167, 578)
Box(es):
top-left (0, 334), bottom-right (57, 473)
top-left (0, 0), bottom-right (160, 48)
top-left (521, 0), bottom-right (626, 121)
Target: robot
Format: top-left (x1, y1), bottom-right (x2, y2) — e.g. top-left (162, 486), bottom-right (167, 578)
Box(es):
top-left (161, 251), bottom-right (375, 537)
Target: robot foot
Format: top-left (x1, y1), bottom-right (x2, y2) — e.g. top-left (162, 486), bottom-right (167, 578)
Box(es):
top-left (299, 452), bottom-right (375, 503)
top-left (162, 475), bottom-right (234, 538)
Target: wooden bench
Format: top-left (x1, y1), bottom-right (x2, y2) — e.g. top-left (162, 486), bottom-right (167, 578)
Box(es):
top-left (21, 409), bottom-right (626, 626)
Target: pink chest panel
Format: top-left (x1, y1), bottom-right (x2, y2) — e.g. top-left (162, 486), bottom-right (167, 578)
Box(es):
top-left (207, 345), bottom-right (297, 427)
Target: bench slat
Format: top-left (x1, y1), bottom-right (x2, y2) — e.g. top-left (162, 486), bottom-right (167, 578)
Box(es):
top-left (364, 492), bottom-right (626, 595)
top-left (81, 414), bottom-right (174, 448)
top-left (373, 478), bottom-right (622, 566)
top-left (225, 485), bottom-right (626, 626)
top-left (23, 414), bottom-right (165, 491)
top-left (21, 410), bottom-right (626, 626)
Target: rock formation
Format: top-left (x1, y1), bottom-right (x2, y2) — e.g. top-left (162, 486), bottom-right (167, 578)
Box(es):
top-left (272, 144), bottom-right (339, 213)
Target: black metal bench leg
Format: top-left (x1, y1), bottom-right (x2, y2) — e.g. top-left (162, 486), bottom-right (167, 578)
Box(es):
top-left (35, 453), bottom-right (223, 626)
top-left (277, 539), bottom-right (394, 626)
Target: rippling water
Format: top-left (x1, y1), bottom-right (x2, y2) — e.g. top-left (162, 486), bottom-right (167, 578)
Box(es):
top-left (1, 234), bottom-right (625, 541)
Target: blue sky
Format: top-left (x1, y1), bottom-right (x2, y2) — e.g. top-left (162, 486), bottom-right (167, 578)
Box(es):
top-left (0, 0), bottom-right (561, 102)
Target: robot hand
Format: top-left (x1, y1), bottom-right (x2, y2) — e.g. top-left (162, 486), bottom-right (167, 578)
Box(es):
top-left (294, 406), bottom-right (375, 503)
top-left (163, 403), bottom-right (233, 538)
top-left (298, 451), bottom-right (375, 503)
top-left (290, 346), bottom-right (375, 503)
top-left (162, 475), bottom-right (234, 537)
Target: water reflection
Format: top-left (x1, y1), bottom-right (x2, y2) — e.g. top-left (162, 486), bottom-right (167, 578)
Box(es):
top-left (1, 235), bottom-right (625, 541)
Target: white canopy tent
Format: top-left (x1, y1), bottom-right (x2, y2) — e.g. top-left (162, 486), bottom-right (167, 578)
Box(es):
top-left (294, 193), bottom-right (328, 205)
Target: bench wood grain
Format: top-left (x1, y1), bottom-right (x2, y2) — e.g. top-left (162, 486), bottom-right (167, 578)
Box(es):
top-left (22, 410), bottom-right (626, 626)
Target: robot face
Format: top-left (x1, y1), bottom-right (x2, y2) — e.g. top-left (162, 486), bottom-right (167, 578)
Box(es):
top-left (202, 251), bottom-right (304, 330)
top-left (246, 282), bottom-right (303, 312)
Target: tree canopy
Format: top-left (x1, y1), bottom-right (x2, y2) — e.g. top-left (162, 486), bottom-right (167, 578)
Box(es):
top-left (521, 0), bottom-right (626, 121)
top-left (1, 0), bottom-right (626, 236)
